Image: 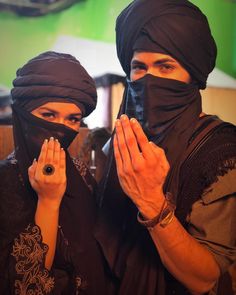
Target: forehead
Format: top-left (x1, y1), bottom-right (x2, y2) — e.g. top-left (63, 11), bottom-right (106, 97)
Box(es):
top-left (35, 102), bottom-right (82, 114)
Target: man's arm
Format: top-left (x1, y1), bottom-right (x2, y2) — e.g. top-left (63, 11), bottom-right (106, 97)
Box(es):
top-left (114, 115), bottom-right (221, 294)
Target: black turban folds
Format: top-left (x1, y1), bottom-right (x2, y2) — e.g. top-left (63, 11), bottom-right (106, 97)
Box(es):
top-left (116, 0), bottom-right (217, 89)
top-left (11, 51), bottom-right (97, 116)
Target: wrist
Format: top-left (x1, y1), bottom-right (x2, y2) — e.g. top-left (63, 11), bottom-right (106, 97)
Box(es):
top-left (139, 192), bottom-right (166, 219)
top-left (37, 197), bottom-right (61, 212)
top-left (137, 192), bottom-right (176, 229)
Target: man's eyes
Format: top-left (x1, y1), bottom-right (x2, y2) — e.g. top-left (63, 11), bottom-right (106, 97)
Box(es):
top-left (131, 64), bottom-right (147, 71)
top-left (158, 64), bottom-right (175, 71)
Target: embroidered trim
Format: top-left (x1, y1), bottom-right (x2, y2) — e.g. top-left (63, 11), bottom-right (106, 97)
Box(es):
top-left (11, 224), bottom-right (54, 294)
top-left (75, 275), bottom-right (88, 294)
top-left (72, 157), bottom-right (93, 191)
top-left (7, 151), bottom-right (17, 164)
top-left (72, 157), bottom-right (87, 178)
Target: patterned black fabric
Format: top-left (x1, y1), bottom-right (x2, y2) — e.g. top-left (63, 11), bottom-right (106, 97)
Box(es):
top-left (0, 155), bottom-right (110, 294)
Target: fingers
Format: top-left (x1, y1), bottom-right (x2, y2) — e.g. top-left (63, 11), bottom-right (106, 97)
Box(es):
top-left (59, 147), bottom-right (66, 180)
top-left (114, 118), bottom-right (133, 165)
top-left (129, 117), bottom-right (151, 159)
top-left (35, 139), bottom-right (49, 179)
top-left (34, 137), bottom-right (66, 180)
top-left (46, 137), bottom-right (55, 164)
top-left (28, 158), bottom-right (37, 184)
top-left (115, 115), bottom-right (169, 174)
top-left (116, 115), bottom-right (142, 160)
top-left (113, 134), bottom-right (123, 174)
top-left (54, 139), bottom-right (61, 167)
top-left (149, 141), bottom-right (170, 173)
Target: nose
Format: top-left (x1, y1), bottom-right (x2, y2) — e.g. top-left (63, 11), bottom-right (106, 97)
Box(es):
top-left (146, 67), bottom-right (156, 77)
top-left (57, 118), bottom-right (65, 125)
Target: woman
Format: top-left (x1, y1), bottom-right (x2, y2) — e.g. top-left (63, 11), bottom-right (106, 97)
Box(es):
top-left (0, 51), bottom-right (110, 294)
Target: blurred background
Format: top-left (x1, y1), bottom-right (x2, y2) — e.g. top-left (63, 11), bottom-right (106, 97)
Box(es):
top-left (0, 0), bottom-right (236, 176)
top-left (0, 3), bottom-right (235, 291)
top-left (0, 0), bottom-right (236, 130)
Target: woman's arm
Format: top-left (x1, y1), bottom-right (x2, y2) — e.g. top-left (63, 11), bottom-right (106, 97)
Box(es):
top-left (113, 115), bottom-right (221, 294)
top-left (28, 137), bottom-right (66, 270)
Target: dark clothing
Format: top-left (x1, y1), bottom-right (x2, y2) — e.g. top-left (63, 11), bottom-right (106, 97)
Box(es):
top-left (1, 51), bottom-right (110, 294)
top-left (94, 116), bottom-right (236, 295)
top-left (0, 155), bottom-right (109, 294)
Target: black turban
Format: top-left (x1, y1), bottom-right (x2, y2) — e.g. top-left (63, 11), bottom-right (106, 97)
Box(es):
top-left (11, 51), bottom-right (97, 116)
top-left (116, 0), bottom-right (217, 89)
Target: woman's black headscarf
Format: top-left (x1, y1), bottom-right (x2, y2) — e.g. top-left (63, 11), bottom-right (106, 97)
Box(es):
top-left (12, 51), bottom-right (96, 115)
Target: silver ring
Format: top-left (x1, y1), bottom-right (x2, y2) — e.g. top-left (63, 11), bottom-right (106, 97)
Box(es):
top-left (42, 164), bottom-right (55, 176)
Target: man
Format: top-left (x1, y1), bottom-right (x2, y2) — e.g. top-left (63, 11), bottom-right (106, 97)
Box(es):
top-left (95, 1), bottom-right (236, 294)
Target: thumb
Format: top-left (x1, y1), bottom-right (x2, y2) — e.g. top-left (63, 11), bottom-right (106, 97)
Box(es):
top-left (28, 158), bottom-right (37, 183)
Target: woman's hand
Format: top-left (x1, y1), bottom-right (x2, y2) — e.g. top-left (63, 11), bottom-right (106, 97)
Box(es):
top-left (114, 114), bottom-right (170, 219)
top-left (28, 137), bottom-right (66, 209)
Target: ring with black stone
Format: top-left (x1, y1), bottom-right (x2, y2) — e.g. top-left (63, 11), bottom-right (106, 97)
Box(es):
top-left (43, 164), bottom-right (55, 176)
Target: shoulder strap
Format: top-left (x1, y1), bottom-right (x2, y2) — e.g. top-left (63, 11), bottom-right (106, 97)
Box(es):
top-left (182, 115), bottom-right (225, 163)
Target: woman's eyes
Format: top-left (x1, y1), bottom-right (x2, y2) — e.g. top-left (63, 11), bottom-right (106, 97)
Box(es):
top-left (41, 112), bottom-right (55, 119)
top-left (68, 116), bottom-right (82, 124)
top-left (38, 112), bottom-right (82, 127)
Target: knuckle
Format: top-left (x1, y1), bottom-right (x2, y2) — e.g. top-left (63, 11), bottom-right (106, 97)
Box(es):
top-left (132, 160), bottom-right (143, 172)
top-left (53, 160), bottom-right (59, 166)
top-left (123, 165), bottom-right (132, 176)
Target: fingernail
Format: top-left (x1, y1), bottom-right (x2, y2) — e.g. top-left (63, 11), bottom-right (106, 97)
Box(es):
top-left (50, 137), bottom-right (54, 141)
top-left (130, 118), bottom-right (137, 124)
top-left (44, 139), bottom-right (48, 143)
top-left (115, 119), bottom-right (121, 126)
top-left (33, 158), bottom-right (37, 163)
top-left (55, 138), bottom-right (59, 142)
top-left (121, 114), bottom-right (127, 121)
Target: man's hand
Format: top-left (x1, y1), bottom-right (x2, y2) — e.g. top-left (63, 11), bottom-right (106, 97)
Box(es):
top-left (114, 114), bottom-right (170, 219)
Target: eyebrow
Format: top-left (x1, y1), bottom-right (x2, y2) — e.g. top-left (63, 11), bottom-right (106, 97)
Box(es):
top-left (131, 58), bottom-right (177, 65)
top-left (38, 107), bottom-right (82, 116)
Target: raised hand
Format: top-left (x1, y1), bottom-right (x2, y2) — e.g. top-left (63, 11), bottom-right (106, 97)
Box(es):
top-left (113, 114), bottom-right (170, 219)
top-left (28, 137), bottom-right (66, 209)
